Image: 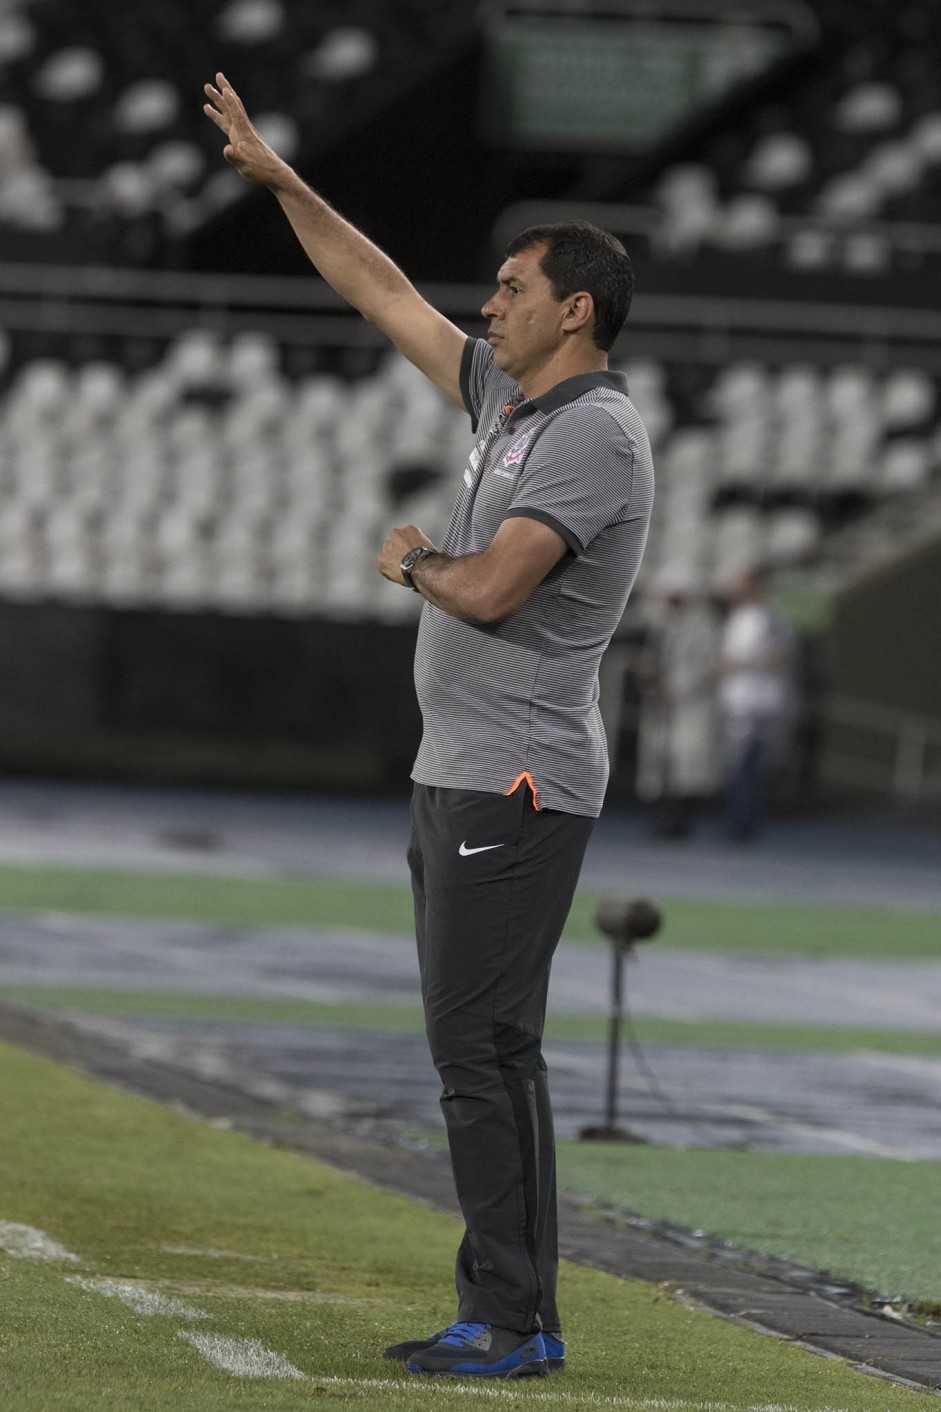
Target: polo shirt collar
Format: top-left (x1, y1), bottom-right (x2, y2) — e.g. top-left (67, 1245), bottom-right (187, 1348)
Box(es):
top-left (511, 369), bottom-right (629, 420)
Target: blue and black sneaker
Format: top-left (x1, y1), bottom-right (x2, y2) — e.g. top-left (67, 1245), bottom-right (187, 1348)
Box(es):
top-left (384, 1325), bottom-right (565, 1372)
top-left (404, 1321), bottom-right (548, 1378)
top-left (383, 1325), bottom-right (454, 1361)
top-left (543, 1332), bottom-right (566, 1371)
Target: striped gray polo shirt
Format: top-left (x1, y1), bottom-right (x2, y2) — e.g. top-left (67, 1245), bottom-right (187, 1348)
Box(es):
top-left (411, 336), bottom-right (653, 817)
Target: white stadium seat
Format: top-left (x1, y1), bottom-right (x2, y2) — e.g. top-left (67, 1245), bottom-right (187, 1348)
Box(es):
top-left (33, 46), bottom-right (104, 102)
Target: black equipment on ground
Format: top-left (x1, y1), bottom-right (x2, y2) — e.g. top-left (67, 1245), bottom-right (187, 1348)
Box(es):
top-left (578, 897), bottom-right (663, 1143)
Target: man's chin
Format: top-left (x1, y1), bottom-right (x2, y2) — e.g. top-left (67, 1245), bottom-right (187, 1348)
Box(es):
top-left (490, 343), bottom-right (515, 376)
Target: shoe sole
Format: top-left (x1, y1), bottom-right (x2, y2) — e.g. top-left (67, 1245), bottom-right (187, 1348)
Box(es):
top-left (387, 1344), bottom-right (563, 1373)
top-left (406, 1359), bottom-right (548, 1379)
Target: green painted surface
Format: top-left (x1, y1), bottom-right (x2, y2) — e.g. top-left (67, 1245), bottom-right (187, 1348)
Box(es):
top-left (556, 1142), bottom-right (941, 1304)
top-left (0, 861), bottom-right (937, 956)
top-left (1, 1039), bottom-right (936, 1410)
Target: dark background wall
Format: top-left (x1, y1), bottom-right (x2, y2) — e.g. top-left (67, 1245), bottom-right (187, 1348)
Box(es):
top-left (0, 605), bottom-right (423, 792)
top-left (828, 542), bottom-right (941, 719)
top-left (190, 38), bottom-right (585, 284)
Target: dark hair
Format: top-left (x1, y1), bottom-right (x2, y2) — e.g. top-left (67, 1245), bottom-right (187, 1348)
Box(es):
top-left (505, 220), bottom-right (634, 352)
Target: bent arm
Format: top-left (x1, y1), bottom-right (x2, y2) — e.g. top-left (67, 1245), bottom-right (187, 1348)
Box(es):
top-left (378, 516), bottom-right (569, 624)
top-left (203, 73), bottom-right (466, 407)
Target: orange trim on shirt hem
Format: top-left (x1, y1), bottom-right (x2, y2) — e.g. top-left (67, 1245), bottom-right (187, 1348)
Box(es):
top-left (504, 771), bottom-right (540, 811)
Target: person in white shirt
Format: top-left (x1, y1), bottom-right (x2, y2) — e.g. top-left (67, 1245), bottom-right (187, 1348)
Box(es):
top-left (636, 569), bottom-right (722, 838)
top-left (717, 566), bottom-right (793, 841)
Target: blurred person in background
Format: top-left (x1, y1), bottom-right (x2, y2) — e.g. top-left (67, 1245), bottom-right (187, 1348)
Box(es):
top-left (204, 74), bottom-right (652, 1381)
top-left (718, 565), bottom-right (795, 842)
top-left (635, 568), bottom-right (721, 838)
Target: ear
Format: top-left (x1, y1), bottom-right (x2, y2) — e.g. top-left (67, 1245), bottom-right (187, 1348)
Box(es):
top-left (561, 291), bottom-right (595, 336)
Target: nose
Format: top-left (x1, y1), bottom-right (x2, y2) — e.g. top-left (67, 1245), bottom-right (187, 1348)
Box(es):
top-left (481, 288), bottom-right (501, 320)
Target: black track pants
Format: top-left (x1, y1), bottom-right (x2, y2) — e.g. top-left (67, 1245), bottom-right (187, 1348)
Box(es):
top-left (408, 781), bottom-right (594, 1334)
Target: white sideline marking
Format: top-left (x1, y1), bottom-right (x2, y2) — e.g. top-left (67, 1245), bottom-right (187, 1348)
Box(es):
top-left (307, 1380), bottom-right (850, 1412)
top-left (66, 1275), bottom-right (209, 1320)
top-left (0, 1219), bottom-right (856, 1410)
top-left (0, 1221), bottom-right (80, 1263)
top-left (178, 1331), bottom-right (304, 1379)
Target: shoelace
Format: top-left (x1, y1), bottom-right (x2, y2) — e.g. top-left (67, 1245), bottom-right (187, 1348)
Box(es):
top-left (437, 1321), bottom-right (490, 1347)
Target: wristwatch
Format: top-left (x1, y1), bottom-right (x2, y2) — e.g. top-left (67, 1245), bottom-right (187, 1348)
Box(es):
top-left (400, 545), bottom-right (437, 592)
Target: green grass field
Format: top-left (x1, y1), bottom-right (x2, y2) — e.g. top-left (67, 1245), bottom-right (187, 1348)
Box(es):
top-left (4, 982), bottom-right (941, 1057)
top-left (0, 860), bottom-right (937, 957)
top-left (2, 855), bottom-right (940, 1363)
top-left (1, 1039), bottom-right (938, 1412)
top-left (555, 1143), bottom-right (941, 1306)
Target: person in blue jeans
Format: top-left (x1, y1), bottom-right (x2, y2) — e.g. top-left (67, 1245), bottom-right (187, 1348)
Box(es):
top-left (718, 567), bottom-right (794, 842)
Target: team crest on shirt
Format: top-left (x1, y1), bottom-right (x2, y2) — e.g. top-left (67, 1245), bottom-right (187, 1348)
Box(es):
top-left (500, 427), bottom-right (537, 469)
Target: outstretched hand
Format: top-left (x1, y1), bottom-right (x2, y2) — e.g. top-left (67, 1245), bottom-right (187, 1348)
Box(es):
top-left (203, 71), bottom-right (285, 187)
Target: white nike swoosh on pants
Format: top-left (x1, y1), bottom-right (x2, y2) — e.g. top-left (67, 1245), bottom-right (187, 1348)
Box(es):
top-left (458, 841), bottom-right (505, 856)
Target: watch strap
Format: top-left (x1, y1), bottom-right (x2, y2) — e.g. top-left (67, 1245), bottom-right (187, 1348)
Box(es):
top-left (400, 545), bottom-right (436, 591)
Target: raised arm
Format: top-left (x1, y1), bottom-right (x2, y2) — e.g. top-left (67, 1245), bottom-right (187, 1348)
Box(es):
top-left (203, 73), bottom-right (466, 407)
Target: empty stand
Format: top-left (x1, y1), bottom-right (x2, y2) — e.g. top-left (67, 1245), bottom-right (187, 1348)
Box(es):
top-left (0, 0), bottom-right (475, 264)
top-left (2, 315), bottom-right (936, 619)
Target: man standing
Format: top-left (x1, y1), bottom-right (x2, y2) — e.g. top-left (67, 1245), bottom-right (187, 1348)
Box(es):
top-left (718, 566), bottom-right (794, 841)
top-left (205, 73), bottom-right (653, 1381)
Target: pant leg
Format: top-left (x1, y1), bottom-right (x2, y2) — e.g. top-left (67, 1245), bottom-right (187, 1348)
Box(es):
top-left (725, 713), bottom-right (770, 840)
top-left (448, 1057), bottom-right (562, 1333)
top-left (532, 1057), bottom-right (560, 1332)
top-left (409, 782), bottom-right (593, 1334)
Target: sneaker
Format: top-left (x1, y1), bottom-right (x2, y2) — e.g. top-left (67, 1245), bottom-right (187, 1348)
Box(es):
top-left (383, 1326), bottom-right (452, 1361)
top-left (543, 1333), bottom-right (566, 1371)
top-left (404, 1321), bottom-right (548, 1378)
top-left (385, 1325), bottom-right (565, 1372)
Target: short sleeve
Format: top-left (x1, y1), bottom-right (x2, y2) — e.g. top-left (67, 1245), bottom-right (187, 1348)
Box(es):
top-left (505, 405), bottom-right (636, 554)
top-left (460, 337), bottom-right (495, 433)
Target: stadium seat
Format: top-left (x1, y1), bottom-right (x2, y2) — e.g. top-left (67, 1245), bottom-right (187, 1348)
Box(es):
top-left (832, 81), bottom-right (903, 134)
top-left (880, 438), bottom-right (931, 491)
top-left (713, 193), bottom-right (781, 251)
top-left (33, 47), bottom-right (104, 102)
top-left (766, 506), bottom-right (821, 565)
top-left (3, 315), bottom-right (940, 621)
top-left (0, 11), bottom-right (34, 65)
top-left (652, 165), bottom-right (719, 254)
top-left (741, 132), bottom-right (813, 191)
top-left (303, 27), bottom-right (379, 81)
top-left (112, 80), bottom-right (180, 137)
top-left (882, 369), bottom-right (935, 431)
top-left (216, 0), bottom-right (286, 44)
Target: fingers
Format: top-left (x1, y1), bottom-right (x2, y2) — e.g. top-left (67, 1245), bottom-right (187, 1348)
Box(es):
top-left (202, 78), bottom-right (226, 133)
top-left (203, 101), bottom-right (226, 132)
top-left (205, 71), bottom-right (231, 99)
top-left (202, 71), bottom-right (243, 129)
top-left (202, 70), bottom-right (279, 184)
top-left (213, 72), bottom-right (243, 114)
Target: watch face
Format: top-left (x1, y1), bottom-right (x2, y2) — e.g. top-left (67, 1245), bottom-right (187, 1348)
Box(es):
top-left (400, 546), bottom-right (425, 589)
